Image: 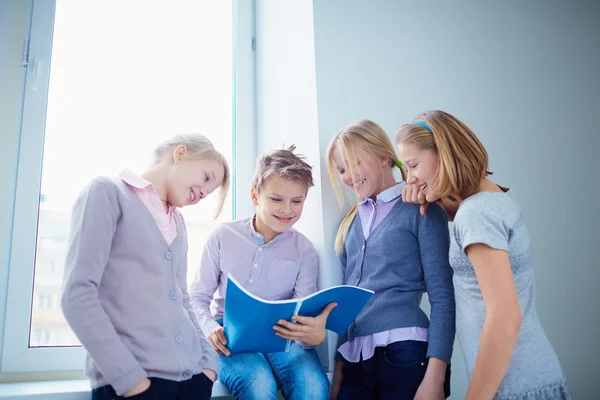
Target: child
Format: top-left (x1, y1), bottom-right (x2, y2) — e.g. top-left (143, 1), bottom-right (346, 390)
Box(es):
top-left (396, 110), bottom-right (571, 399)
top-left (61, 134), bottom-right (229, 400)
top-left (189, 146), bottom-right (332, 400)
top-left (326, 120), bottom-right (455, 400)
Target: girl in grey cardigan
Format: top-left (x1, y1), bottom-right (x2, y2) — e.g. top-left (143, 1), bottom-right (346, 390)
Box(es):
top-left (61, 134), bottom-right (229, 399)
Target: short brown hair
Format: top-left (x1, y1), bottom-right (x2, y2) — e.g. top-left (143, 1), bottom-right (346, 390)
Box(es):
top-left (251, 145), bottom-right (314, 193)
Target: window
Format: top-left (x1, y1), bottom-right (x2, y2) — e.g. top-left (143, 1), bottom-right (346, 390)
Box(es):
top-left (33, 330), bottom-right (51, 347)
top-left (1, 0), bottom-right (256, 374)
top-left (35, 294), bottom-right (55, 309)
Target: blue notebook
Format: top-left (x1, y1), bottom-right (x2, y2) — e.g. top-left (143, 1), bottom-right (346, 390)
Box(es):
top-left (223, 274), bottom-right (374, 353)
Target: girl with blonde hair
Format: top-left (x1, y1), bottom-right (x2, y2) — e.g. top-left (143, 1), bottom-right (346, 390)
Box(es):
top-left (62, 133), bottom-right (229, 400)
top-left (396, 110), bottom-right (571, 399)
top-left (326, 120), bottom-right (455, 400)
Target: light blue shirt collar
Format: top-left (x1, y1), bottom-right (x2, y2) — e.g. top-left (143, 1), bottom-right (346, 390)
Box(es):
top-left (246, 215), bottom-right (290, 245)
top-left (358, 182), bottom-right (406, 205)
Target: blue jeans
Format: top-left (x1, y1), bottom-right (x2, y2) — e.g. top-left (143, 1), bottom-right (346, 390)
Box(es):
top-left (91, 373), bottom-right (213, 400)
top-left (219, 342), bottom-right (330, 400)
top-left (338, 341), bottom-right (451, 400)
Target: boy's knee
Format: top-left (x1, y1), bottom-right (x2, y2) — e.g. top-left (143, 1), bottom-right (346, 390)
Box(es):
top-left (288, 368), bottom-right (330, 399)
top-left (304, 378), bottom-right (330, 399)
top-left (288, 379), bottom-right (330, 400)
top-left (238, 370), bottom-right (278, 398)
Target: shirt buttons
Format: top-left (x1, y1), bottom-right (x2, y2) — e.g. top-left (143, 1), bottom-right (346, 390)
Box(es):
top-left (258, 248), bottom-right (263, 252)
top-left (253, 263), bottom-right (258, 268)
top-left (165, 251), bottom-right (173, 260)
top-left (182, 370), bottom-right (193, 379)
top-left (175, 334), bottom-right (184, 343)
top-left (169, 291), bottom-right (177, 300)
top-left (249, 279), bottom-right (254, 283)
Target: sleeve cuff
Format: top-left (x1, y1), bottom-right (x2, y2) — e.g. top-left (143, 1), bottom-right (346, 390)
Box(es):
top-left (201, 318), bottom-right (221, 337)
top-left (295, 338), bottom-right (326, 350)
top-left (426, 339), bottom-right (454, 365)
top-left (111, 365), bottom-right (147, 396)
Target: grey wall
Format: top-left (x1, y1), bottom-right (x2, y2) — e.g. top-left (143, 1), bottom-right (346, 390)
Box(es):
top-left (312, 0), bottom-right (600, 398)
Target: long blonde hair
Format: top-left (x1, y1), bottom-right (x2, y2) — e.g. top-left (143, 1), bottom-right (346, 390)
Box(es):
top-left (395, 110), bottom-right (492, 200)
top-left (154, 133), bottom-right (230, 218)
top-left (326, 120), bottom-right (405, 254)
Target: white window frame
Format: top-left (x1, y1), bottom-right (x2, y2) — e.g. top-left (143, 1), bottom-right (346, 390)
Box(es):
top-left (0, 0), bottom-right (256, 375)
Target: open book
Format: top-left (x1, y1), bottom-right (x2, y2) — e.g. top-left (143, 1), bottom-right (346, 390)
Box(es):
top-left (223, 274), bottom-right (374, 353)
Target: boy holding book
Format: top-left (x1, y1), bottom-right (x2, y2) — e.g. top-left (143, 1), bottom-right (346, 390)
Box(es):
top-left (190, 146), bottom-right (332, 400)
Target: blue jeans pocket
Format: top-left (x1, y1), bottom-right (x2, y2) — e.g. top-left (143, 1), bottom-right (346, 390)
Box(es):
top-left (382, 340), bottom-right (428, 367)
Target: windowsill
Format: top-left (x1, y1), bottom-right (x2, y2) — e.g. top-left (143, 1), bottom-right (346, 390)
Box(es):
top-left (0, 373), bottom-right (333, 399)
top-left (0, 380), bottom-right (233, 399)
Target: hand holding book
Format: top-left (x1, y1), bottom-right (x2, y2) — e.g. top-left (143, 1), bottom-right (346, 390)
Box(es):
top-left (272, 302), bottom-right (338, 347)
top-left (223, 275), bottom-right (374, 353)
top-left (207, 326), bottom-right (231, 356)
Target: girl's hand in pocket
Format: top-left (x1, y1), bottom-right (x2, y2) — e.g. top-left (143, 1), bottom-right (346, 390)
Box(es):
top-left (123, 378), bottom-right (151, 398)
top-left (203, 369), bottom-right (217, 382)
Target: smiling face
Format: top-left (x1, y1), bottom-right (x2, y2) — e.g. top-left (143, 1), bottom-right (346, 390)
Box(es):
top-left (251, 175), bottom-right (307, 242)
top-left (166, 157), bottom-right (226, 208)
top-left (331, 146), bottom-right (390, 201)
top-left (396, 142), bottom-right (440, 202)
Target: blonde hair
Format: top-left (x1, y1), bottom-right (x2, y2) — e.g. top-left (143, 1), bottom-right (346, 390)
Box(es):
top-left (326, 120), bottom-right (405, 254)
top-left (395, 110), bottom-right (492, 200)
top-left (154, 133), bottom-right (230, 218)
top-left (251, 145), bottom-right (314, 193)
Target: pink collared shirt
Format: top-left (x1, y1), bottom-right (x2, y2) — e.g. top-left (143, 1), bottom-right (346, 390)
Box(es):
top-left (119, 169), bottom-right (177, 245)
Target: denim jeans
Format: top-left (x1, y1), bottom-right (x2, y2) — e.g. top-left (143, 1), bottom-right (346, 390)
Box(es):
top-left (338, 340), bottom-right (451, 400)
top-left (91, 373), bottom-right (213, 400)
top-left (218, 342), bottom-right (330, 400)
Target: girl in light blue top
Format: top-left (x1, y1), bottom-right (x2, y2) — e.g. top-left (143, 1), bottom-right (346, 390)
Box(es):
top-left (396, 110), bottom-right (571, 400)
